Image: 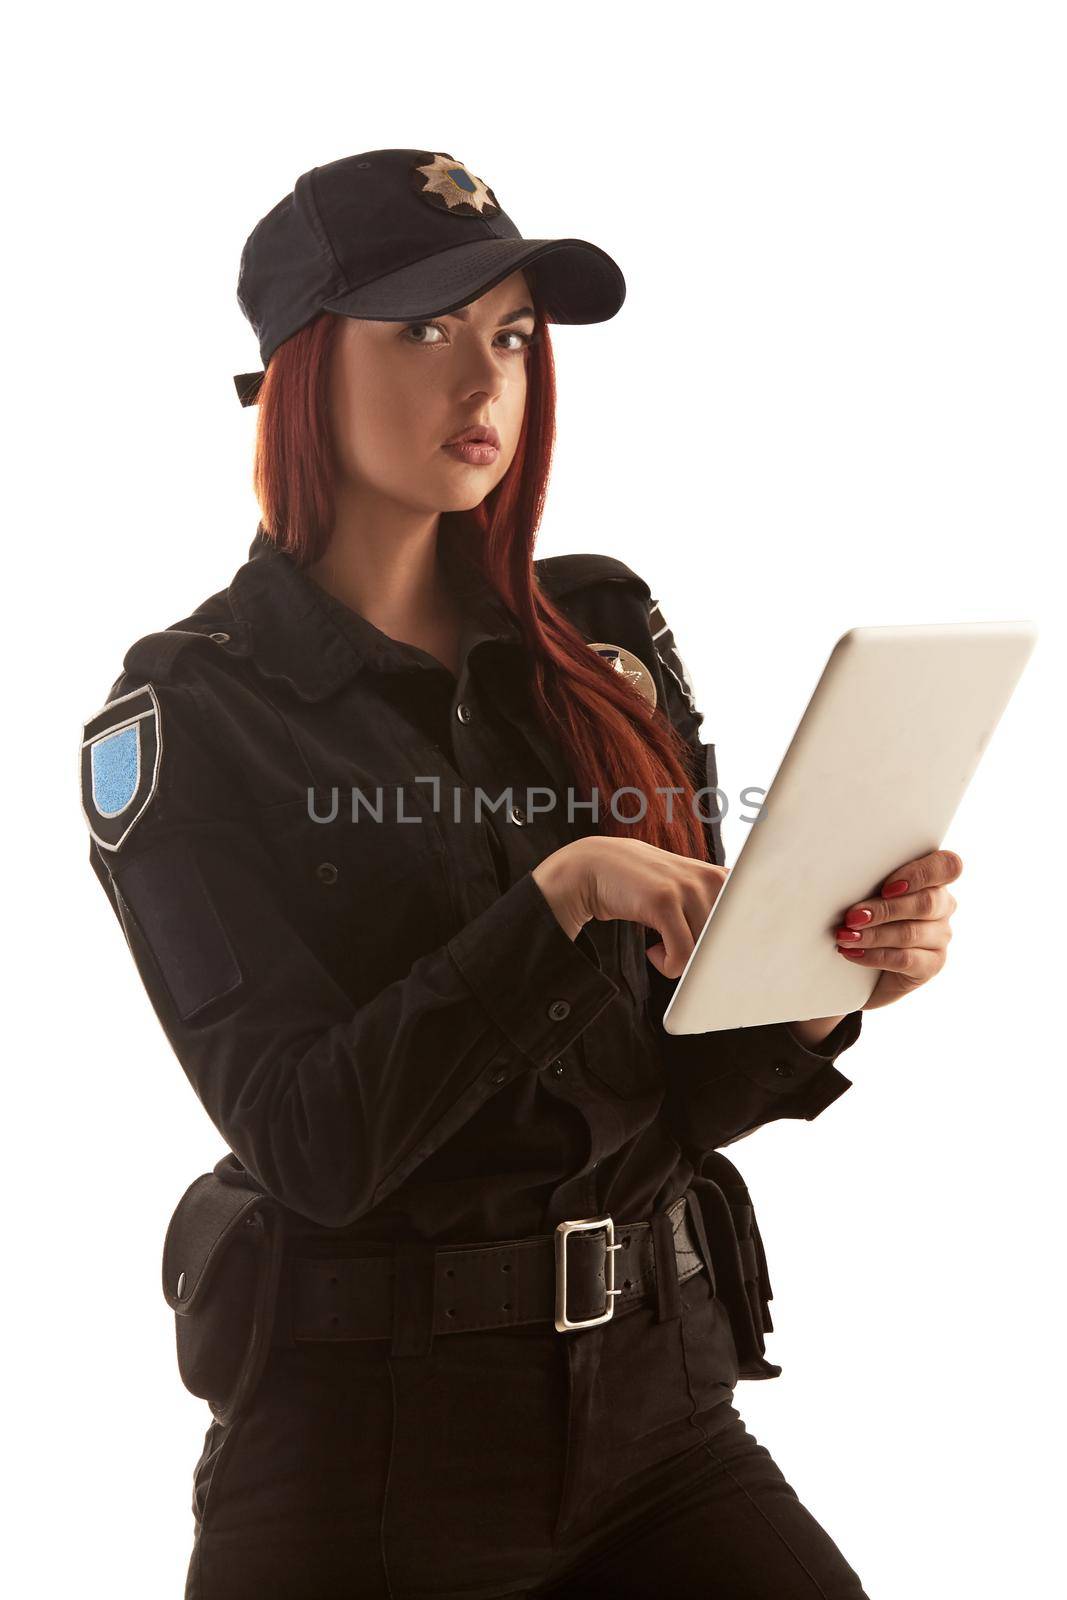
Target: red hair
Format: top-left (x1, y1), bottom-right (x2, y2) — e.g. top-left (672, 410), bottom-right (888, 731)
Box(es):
top-left (251, 291), bottom-right (710, 860)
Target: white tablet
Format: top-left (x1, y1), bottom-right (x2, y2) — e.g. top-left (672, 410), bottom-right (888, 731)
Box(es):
top-left (662, 621), bottom-right (1038, 1035)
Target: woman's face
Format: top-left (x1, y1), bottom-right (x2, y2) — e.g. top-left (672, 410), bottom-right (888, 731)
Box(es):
top-left (328, 268), bottom-right (536, 514)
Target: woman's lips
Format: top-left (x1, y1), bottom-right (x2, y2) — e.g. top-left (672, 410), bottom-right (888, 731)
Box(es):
top-left (442, 440), bottom-right (500, 465)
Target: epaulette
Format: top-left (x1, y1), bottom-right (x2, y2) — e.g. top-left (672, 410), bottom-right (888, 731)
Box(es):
top-left (535, 552), bottom-right (660, 712)
top-left (120, 617), bottom-right (252, 684)
top-left (81, 614), bottom-right (249, 855)
top-left (535, 552), bottom-right (652, 601)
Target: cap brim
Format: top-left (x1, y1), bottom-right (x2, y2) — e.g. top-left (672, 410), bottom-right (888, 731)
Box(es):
top-left (323, 235), bottom-right (625, 326)
top-left (233, 236), bottom-right (625, 406)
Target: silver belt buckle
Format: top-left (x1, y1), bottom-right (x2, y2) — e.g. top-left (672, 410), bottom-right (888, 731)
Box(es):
top-left (553, 1216), bottom-right (623, 1332)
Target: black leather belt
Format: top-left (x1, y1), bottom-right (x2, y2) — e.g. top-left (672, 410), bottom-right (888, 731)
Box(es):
top-left (271, 1194), bottom-right (707, 1343)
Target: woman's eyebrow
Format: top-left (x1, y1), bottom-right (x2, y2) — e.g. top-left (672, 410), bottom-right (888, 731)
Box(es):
top-left (447, 304), bottom-right (535, 325)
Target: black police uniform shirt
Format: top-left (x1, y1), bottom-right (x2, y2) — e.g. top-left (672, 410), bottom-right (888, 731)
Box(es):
top-left (81, 521), bottom-right (862, 1251)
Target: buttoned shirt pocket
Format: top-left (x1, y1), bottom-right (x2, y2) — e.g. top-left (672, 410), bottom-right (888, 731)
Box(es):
top-left (254, 782), bottom-right (460, 1001)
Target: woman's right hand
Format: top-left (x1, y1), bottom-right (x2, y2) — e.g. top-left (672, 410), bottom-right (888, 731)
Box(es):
top-left (532, 837), bottom-right (729, 981)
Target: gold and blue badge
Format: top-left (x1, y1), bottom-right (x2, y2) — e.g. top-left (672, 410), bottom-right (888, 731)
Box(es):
top-left (587, 642), bottom-right (658, 712)
top-left (410, 153), bottom-right (502, 218)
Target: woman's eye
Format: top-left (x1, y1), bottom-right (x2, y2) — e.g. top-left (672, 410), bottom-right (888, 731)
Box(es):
top-left (403, 323), bottom-right (535, 354)
top-left (404, 322), bottom-right (446, 346)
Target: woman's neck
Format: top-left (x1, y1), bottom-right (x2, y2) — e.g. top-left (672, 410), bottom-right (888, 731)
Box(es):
top-left (306, 512), bottom-right (466, 677)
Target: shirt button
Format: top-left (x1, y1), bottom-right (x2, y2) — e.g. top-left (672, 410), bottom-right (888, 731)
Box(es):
top-left (553, 1062), bottom-right (565, 1076)
top-left (456, 703), bottom-right (473, 724)
top-left (509, 805), bottom-right (526, 825)
top-left (547, 999), bottom-right (571, 1022)
top-left (774, 1062), bottom-right (794, 1077)
top-left (490, 1069), bottom-right (507, 1085)
top-left (316, 862), bottom-right (339, 885)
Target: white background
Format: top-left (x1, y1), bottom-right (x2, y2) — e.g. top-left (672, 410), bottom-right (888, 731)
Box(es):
top-left (7, 2), bottom-right (1063, 1593)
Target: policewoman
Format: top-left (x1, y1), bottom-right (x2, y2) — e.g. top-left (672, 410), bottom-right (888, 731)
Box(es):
top-left (80, 150), bottom-right (962, 1599)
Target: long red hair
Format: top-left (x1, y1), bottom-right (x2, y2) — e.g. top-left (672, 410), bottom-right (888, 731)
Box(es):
top-left (250, 288), bottom-right (709, 861)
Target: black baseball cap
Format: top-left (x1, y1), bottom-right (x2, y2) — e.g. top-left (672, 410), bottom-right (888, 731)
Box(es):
top-left (232, 148), bottom-right (627, 406)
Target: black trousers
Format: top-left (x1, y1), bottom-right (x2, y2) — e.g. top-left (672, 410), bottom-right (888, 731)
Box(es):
top-left (185, 1238), bottom-right (869, 1599)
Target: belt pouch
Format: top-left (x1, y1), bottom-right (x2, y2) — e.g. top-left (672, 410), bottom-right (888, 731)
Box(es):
top-left (161, 1162), bottom-right (284, 1425)
top-left (689, 1153), bottom-right (782, 1380)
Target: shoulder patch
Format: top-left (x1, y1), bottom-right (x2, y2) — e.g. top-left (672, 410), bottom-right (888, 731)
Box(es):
top-left (80, 684), bottom-right (162, 852)
top-left (536, 552), bottom-right (651, 601)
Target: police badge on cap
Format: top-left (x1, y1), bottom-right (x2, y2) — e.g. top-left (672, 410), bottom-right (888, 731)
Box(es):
top-left (587, 642), bottom-right (658, 712)
top-left (410, 153), bottom-right (502, 217)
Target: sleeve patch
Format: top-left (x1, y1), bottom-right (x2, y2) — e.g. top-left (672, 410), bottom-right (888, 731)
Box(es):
top-left (113, 833), bottom-right (243, 1022)
top-left (80, 684), bottom-right (161, 852)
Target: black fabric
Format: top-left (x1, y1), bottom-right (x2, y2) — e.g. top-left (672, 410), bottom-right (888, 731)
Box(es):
top-left (233, 148), bottom-right (627, 398)
top-left (83, 529), bottom-right (872, 1595)
top-left (84, 526), bottom-right (863, 1353)
top-left (117, 833), bottom-right (242, 1021)
top-left (182, 1290), bottom-right (870, 1598)
top-left (232, 371), bottom-right (264, 406)
top-left (161, 1163), bottom-right (285, 1425)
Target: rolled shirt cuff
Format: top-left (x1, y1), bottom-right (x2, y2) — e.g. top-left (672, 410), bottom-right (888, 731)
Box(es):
top-left (735, 1009), bottom-right (863, 1118)
top-left (447, 870), bottom-right (620, 1071)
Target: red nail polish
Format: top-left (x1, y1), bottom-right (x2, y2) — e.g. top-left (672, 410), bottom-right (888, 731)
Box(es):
top-left (839, 947), bottom-right (865, 957)
top-left (836, 928), bottom-right (863, 942)
top-left (884, 879), bottom-right (909, 897)
top-left (845, 908), bottom-right (873, 927)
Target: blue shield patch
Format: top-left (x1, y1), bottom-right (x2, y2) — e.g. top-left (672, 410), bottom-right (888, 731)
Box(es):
top-left (80, 684), bottom-right (161, 851)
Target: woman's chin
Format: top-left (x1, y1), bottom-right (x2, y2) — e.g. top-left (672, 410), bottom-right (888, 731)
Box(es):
top-left (435, 481), bottom-right (503, 513)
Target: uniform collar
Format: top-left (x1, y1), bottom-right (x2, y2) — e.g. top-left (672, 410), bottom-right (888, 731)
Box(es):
top-left (228, 521), bottom-right (525, 701)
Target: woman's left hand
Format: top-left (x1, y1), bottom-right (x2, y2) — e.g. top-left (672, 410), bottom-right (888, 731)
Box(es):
top-left (835, 848), bottom-right (963, 1011)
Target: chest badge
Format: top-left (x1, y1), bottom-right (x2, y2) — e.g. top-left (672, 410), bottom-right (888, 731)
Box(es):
top-left (587, 642), bottom-right (657, 713)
